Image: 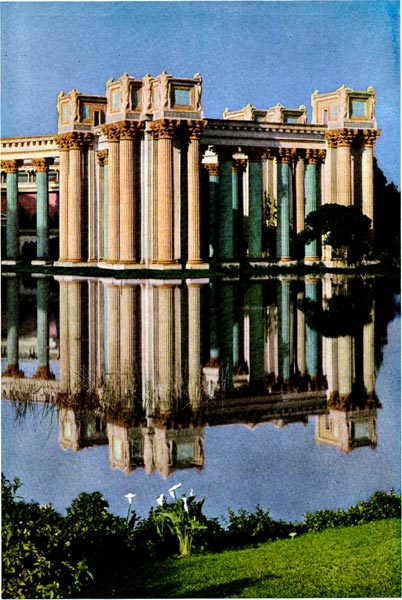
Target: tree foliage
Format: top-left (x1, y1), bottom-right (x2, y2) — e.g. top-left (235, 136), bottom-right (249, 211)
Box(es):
top-left (299, 204), bottom-right (372, 265)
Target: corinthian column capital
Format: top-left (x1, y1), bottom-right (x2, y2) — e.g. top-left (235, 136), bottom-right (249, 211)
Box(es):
top-left (277, 148), bottom-right (294, 163)
top-left (150, 119), bottom-right (178, 139)
top-left (32, 158), bottom-right (54, 172)
top-left (1, 159), bottom-right (23, 173)
top-left (117, 120), bottom-right (145, 140)
top-left (360, 129), bottom-right (381, 147)
top-left (97, 150), bottom-right (109, 166)
top-left (54, 133), bottom-right (71, 151)
top-left (187, 119), bottom-right (207, 140)
top-left (336, 128), bottom-right (355, 147)
top-left (102, 123), bottom-right (121, 142)
top-left (204, 163), bottom-right (219, 177)
top-left (325, 131), bottom-right (339, 148)
top-left (305, 149), bottom-right (325, 164)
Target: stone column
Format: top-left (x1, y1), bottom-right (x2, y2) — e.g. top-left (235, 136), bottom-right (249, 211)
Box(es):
top-left (87, 140), bottom-right (97, 263)
top-left (3, 276), bottom-right (24, 377)
top-left (120, 122), bottom-right (143, 264)
top-left (102, 124), bottom-right (120, 263)
top-left (96, 150), bottom-right (108, 260)
top-left (246, 283), bottom-right (264, 390)
top-left (304, 149), bottom-right (320, 262)
top-left (336, 129), bottom-right (354, 206)
top-left (105, 283), bottom-right (120, 384)
top-left (57, 278), bottom-right (70, 393)
top-left (120, 283), bottom-right (138, 390)
top-left (151, 120), bottom-right (177, 266)
top-left (363, 305), bottom-right (375, 398)
top-left (32, 158), bottom-right (54, 262)
top-left (33, 277), bottom-right (54, 380)
top-left (67, 280), bottom-right (83, 392)
top-left (141, 122), bottom-right (154, 265)
top-left (361, 130), bottom-right (380, 225)
top-left (157, 284), bottom-right (175, 410)
top-left (67, 133), bottom-right (85, 262)
top-left (276, 149), bottom-right (292, 261)
top-left (338, 335), bottom-right (353, 404)
top-left (295, 152), bottom-right (305, 234)
top-left (187, 120), bottom-right (206, 267)
top-left (55, 135), bottom-right (70, 262)
top-left (296, 291), bottom-right (306, 377)
top-left (248, 150), bottom-right (263, 259)
top-left (2, 160), bottom-right (22, 261)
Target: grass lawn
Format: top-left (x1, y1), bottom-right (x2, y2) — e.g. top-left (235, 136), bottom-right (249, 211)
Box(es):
top-left (114, 519), bottom-right (401, 598)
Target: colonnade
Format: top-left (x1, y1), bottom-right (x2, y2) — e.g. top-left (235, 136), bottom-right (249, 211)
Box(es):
top-left (1, 158), bottom-right (55, 263)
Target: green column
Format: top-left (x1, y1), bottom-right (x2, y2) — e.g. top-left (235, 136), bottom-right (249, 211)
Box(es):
top-left (219, 161), bottom-right (233, 260)
top-left (232, 165), bottom-right (239, 259)
top-left (304, 152), bottom-right (318, 260)
top-left (305, 278), bottom-right (318, 379)
top-left (276, 152), bottom-right (291, 261)
top-left (208, 169), bottom-right (219, 258)
top-left (3, 276), bottom-right (24, 377)
top-left (248, 159), bottom-right (263, 259)
top-left (220, 283), bottom-right (234, 391)
top-left (34, 164), bottom-right (50, 260)
top-left (5, 162), bottom-right (21, 260)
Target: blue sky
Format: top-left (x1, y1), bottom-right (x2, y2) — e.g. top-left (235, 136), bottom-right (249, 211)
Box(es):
top-left (1, 1), bottom-right (400, 186)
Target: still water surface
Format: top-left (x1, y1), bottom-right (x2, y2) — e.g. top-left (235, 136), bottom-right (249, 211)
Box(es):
top-left (2, 274), bottom-right (400, 524)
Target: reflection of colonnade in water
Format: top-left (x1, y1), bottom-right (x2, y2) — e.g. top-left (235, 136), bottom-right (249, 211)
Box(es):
top-left (52, 275), bottom-right (380, 476)
top-left (2, 273), bottom-right (56, 381)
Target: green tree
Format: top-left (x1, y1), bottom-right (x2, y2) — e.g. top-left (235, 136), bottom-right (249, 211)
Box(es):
top-left (299, 204), bottom-right (372, 266)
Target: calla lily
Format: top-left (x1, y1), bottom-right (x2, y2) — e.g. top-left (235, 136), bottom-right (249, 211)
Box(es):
top-left (189, 489), bottom-right (194, 497)
top-left (168, 483), bottom-right (182, 498)
top-left (157, 493), bottom-right (164, 506)
top-left (124, 493), bottom-right (136, 505)
top-left (183, 496), bottom-right (189, 513)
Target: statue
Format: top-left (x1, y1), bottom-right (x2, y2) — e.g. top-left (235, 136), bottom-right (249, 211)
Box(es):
top-left (142, 74), bottom-right (153, 113)
top-left (159, 70), bottom-right (170, 108)
top-left (193, 73), bottom-right (202, 111)
top-left (120, 72), bottom-right (131, 110)
top-left (70, 88), bottom-right (80, 123)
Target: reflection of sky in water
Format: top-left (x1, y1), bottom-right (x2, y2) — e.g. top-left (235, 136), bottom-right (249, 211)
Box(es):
top-left (2, 314), bottom-right (400, 524)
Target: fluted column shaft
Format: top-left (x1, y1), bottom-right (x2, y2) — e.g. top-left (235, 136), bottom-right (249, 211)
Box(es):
top-left (304, 150), bottom-right (320, 261)
top-left (361, 130), bottom-right (380, 225)
top-left (67, 142), bottom-right (83, 261)
top-left (120, 136), bottom-right (136, 262)
top-left (55, 139), bottom-right (69, 261)
top-left (336, 130), bottom-right (354, 207)
top-left (187, 121), bottom-right (204, 265)
top-left (107, 138), bottom-right (120, 262)
top-left (204, 163), bottom-right (219, 258)
top-left (219, 160), bottom-right (234, 260)
top-left (96, 150), bottom-right (108, 260)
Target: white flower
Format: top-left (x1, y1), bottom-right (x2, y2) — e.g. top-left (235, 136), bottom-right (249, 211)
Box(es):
top-left (157, 493), bottom-right (164, 506)
top-left (183, 496), bottom-right (189, 513)
top-left (124, 493), bottom-right (136, 505)
top-left (189, 489), bottom-right (194, 497)
top-left (168, 483), bottom-right (182, 498)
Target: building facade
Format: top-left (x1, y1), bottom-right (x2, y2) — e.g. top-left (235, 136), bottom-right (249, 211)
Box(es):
top-left (1, 72), bottom-right (380, 268)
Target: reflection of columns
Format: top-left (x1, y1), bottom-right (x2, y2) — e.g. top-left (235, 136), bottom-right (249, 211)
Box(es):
top-left (338, 335), bottom-right (353, 400)
top-left (276, 149), bottom-right (292, 261)
top-left (203, 157), bottom-right (219, 258)
top-left (296, 292), bottom-right (306, 376)
top-left (247, 283), bottom-right (264, 388)
top-left (152, 120), bottom-right (177, 266)
top-left (361, 130), bottom-right (380, 224)
top-left (96, 150), bottom-right (108, 260)
top-left (220, 284), bottom-right (234, 391)
top-left (304, 150), bottom-right (320, 261)
top-left (103, 124), bottom-right (120, 262)
top-left (322, 275), bottom-right (338, 399)
top-left (305, 277), bottom-right (318, 379)
top-left (187, 121), bottom-right (206, 266)
top-left (295, 153), bottom-right (305, 234)
top-left (32, 158), bottom-right (54, 261)
top-left (248, 151), bottom-right (263, 259)
top-left (57, 279), bottom-right (69, 393)
top-left (336, 129), bottom-right (354, 206)
top-left (55, 136), bottom-right (70, 261)
top-left (3, 276), bottom-right (24, 377)
top-left (158, 285), bottom-right (175, 409)
top-left (279, 278), bottom-right (291, 380)
top-left (105, 284), bottom-right (120, 383)
top-left (120, 284), bottom-right (137, 388)
top-left (120, 122), bottom-right (143, 264)
top-left (68, 281), bottom-right (83, 391)
top-left (363, 305), bottom-right (375, 397)
top-left (33, 278), bottom-right (54, 380)
top-left (187, 282), bottom-right (202, 407)
top-left (2, 160), bottom-right (22, 261)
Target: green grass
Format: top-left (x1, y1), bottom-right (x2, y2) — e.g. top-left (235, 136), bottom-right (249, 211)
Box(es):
top-left (109, 519), bottom-right (401, 598)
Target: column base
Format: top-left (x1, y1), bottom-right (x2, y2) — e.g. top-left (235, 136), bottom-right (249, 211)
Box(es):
top-left (2, 259), bottom-right (22, 266)
top-left (304, 256), bottom-right (320, 264)
top-left (2, 364), bottom-right (25, 378)
top-left (31, 259), bottom-right (53, 265)
top-left (32, 366), bottom-right (56, 380)
top-left (186, 261), bottom-right (210, 270)
top-left (150, 261), bottom-right (181, 270)
top-left (54, 260), bottom-right (89, 267)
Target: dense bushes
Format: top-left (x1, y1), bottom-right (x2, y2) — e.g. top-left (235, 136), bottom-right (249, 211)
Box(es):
top-left (2, 474), bottom-right (401, 598)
